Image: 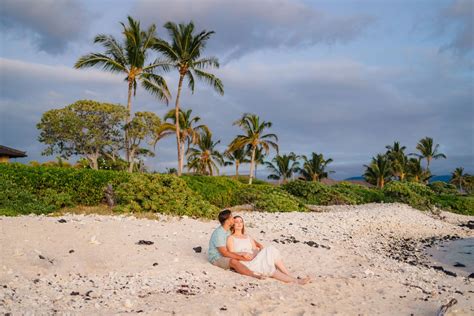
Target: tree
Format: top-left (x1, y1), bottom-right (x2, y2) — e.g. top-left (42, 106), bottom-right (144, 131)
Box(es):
top-left (299, 152), bottom-right (334, 182)
top-left (225, 147), bottom-right (250, 177)
top-left (386, 141), bottom-right (408, 180)
top-left (364, 154), bottom-right (392, 188)
top-left (265, 153), bottom-right (299, 184)
top-left (164, 108), bottom-right (209, 172)
top-left (126, 111), bottom-right (171, 172)
top-left (451, 167), bottom-right (469, 192)
top-left (228, 113), bottom-right (279, 184)
top-left (411, 137), bottom-right (446, 171)
top-left (75, 16), bottom-right (170, 162)
top-left (406, 157), bottom-right (431, 183)
top-left (153, 21), bottom-right (224, 175)
top-left (37, 100), bottom-right (127, 170)
top-left (253, 146), bottom-right (268, 179)
top-left (186, 130), bottom-right (224, 175)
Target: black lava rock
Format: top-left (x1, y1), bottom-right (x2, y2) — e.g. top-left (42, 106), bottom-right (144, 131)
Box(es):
top-left (193, 246), bottom-right (202, 253)
top-left (137, 240), bottom-right (154, 245)
top-left (57, 219), bottom-right (67, 223)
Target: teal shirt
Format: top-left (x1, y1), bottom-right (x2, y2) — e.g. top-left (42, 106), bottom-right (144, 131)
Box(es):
top-left (208, 225), bottom-right (230, 263)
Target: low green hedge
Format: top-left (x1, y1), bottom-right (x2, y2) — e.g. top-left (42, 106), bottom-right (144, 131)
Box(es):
top-left (382, 181), bottom-right (434, 211)
top-left (115, 173), bottom-right (218, 218)
top-left (432, 195), bottom-right (474, 216)
top-left (181, 175), bottom-right (242, 208)
top-left (232, 184), bottom-right (306, 212)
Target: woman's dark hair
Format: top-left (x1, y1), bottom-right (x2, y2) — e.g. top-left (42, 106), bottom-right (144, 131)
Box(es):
top-left (218, 209), bottom-right (232, 225)
top-left (230, 215), bottom-right (245, 234)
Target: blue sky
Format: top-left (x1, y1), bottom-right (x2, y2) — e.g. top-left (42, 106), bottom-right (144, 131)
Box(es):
top-left (0, 0), bottom-right (472, 179)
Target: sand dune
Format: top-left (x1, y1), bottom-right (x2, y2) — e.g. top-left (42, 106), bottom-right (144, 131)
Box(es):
top-left (1, 203), bottom-right (473, 315)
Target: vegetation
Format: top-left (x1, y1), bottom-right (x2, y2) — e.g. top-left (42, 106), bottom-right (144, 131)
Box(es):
top-left (265, 153), bottom-right (299, 184)
top-left (186, 130), bottom-right (225, 175)
top-left (364, 154), bottom-right (392, 188)
top-left (75, 16), bottom-right (171, 164)
top-left (229, 113), bottom-right (279, 184)
top-left (411, 137), bottom-right (446, 171)
top-left (153, 21), bottom-right (223, 176)
top-left (232, 185), bottom-right (306, 212)
top-left (299, 152), bottom-right (334, 182)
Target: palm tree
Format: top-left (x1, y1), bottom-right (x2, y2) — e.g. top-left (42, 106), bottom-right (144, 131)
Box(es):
top-left (299, 152), bottom-right (334, 182)
top-left (186, 130), bottom-right (224, 175)
top-left (75, 16), bottom-right (171, 163)
top-left (451, 167), bottom-right (469, 191)
top-left (265, 153), bottom-right (299, 184)
top-left (406, 157), bottom-right (432, 183)
top-left (364, 154), bottom-right (392, 188)
top-left (385, 141), bottom-right (408, 181)
top-left (253, 145), bottom-right (268, 180)
top-left (229, 113), bottom-right (279, 184)
top-left (153, 21), bottom-right (223, 176)
top-left (164, 108), bottom-right (209, 172)
top-left (411, 137), bottom-right (446, 170)
top-left (225, 147), bottom-right (250, 177)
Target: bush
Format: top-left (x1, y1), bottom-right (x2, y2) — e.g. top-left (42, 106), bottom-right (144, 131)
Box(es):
top-left (432, 195), bottom-right (474, 216)
top-left (428, 181), bottom-right (458, 195)
top-left (332, 182), bottom-right (384, 204)
top-left (232, 184), bottom-right (306, 212)
top-left (181, 175), bottom-right (242, 208)
top-left (382, 181), bottom-right (434, 211)
top-left (281, 180), bottom-right (357, 205)
top-left (0, 163), bottom-right (130, 206)
top-left (233, 176), bottom-right (268, 185)
top-left (115, 173), bottom-right (218, 218)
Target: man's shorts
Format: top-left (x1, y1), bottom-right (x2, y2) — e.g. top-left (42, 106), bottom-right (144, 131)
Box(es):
top-left (212, 257), bottom-right (230, 270)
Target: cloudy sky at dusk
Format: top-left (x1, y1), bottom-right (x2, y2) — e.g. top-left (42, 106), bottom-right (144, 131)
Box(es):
top-left (0, 0), bottom-right (472, 179)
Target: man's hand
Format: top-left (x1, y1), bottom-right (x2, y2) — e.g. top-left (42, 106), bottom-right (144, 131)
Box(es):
top-left (241, 253), bottom-right (253, 261)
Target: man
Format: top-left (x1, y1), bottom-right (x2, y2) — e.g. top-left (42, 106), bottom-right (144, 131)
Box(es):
top-left (208, 209), bottom-right (262, 279)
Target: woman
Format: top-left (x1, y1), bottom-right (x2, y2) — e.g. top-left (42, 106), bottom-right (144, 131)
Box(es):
top-left (227, 216), bottom-right (310, 284)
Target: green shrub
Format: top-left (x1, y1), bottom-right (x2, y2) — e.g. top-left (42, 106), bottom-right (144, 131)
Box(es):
top-left (0, 178), bottom-right (56, 215)
top-left (232, 184), bottom-right (306, 212)
top-left (233, 176), bottom-right (268, 185)
top-left (281, 180), bottom-right (356, 205)
top-left (382, 181), bottom-right (434, 211)
top-left (428, 181), bottom-right (458, 195)
top-left (181, 175), bottom-right (242, 208)
top-left (115, 173), bottom-right (218, 218)
top-left (432, 195), bottom-right (474, 216)
top-left (332, 182), bottom-right (384, 204)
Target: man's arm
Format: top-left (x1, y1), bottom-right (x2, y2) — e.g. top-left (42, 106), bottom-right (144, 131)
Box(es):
top-left (217, 246), bottom-right (251, 261)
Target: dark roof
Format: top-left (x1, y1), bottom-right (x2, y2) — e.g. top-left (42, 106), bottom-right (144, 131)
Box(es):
top-left (0, 145), bottom-right (27, 158)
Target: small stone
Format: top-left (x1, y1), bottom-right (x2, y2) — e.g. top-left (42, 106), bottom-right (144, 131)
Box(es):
top-left (137, 240), bottom-right (154, 245)
top-left (70, 291), bottom-right (80, 296)
top-left (69, 250), bottom-right (75, 254)
top-left (193, 246), bottom-right (202, 253)
top-left (58, 219), bottom-right (67, 223)
top-left (153, 263), bottom-right (159, 267)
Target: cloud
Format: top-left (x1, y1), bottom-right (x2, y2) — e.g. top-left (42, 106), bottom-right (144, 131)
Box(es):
top-left (0, 0), bottom-right (92, 54)
top-left (133, 0), bottom-right (374, 60)
top-left (437, 0), bottom-right (473, 55)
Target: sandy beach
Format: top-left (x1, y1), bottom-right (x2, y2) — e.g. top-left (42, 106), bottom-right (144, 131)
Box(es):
top-left (1, 203), bottom-right (473, 315)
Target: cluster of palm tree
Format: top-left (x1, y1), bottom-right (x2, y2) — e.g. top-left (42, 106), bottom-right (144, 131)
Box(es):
top-left (264, 152), bottom-right (334, 184)
top-left (75, 17), bottom-right (223, 175)
top-left (364, 137), bottom-right (447, 188)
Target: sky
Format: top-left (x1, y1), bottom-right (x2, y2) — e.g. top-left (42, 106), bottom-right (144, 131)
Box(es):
top-left (0, 0), bottom-right (473, 179)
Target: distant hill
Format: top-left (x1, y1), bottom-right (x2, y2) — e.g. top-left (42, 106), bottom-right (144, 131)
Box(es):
top-left (345, 175), bottom-right (452, 183)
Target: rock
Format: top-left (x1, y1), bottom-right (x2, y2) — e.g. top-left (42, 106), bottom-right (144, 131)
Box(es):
top-left (193, 246), bottom-right (202, 253)
top-left (70, 291), bottom-right (80, 296)
top-left (153, 263), bottom-right (159, 267)
top-left (468, 273), bottom-right (474, 279)
top-left (57, 219), bottom-right (67, 223)
top-left (453, 262), bottom-right (465, 268)
top-left (137, 240), bottom-right (154, 245)
top-left (69, 249), bottom-right (75, 254)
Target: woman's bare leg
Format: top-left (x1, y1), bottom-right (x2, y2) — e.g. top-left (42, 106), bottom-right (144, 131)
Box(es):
top-left (271, 270), bottom-right (310, 284)
top-left (275, 260), bottom-right (292, 276)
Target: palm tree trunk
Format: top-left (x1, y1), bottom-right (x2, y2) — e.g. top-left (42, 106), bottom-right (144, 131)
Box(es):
top-left (380, 177), bottom-right (385, 189)
top-left (180, 141), bottom-right (185, 174)
top-left (175, 74), bottom-right (185, 176)
top-left (125, 80), bottom-right (133, 164)
top-left (235, 161), bottom-right (239, 177)
top-left (249, 147), bottom-right (256, 185)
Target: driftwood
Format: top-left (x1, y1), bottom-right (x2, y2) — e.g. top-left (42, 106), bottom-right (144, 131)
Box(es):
top-left (436, 298), bottom-right (457, 316)
top-left (104, 184), bottom-right (116, 208)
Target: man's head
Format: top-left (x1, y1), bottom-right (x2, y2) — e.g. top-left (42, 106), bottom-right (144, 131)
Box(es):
top-left (218, 209), bottom-right (234, 227)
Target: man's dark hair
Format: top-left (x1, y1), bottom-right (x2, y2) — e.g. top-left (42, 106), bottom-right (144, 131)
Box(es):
top-left (218, 209), bottom-right (232, 225)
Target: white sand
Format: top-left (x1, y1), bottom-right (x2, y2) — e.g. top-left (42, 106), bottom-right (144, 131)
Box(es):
top-left (1, 203), bottom-right (473, 315)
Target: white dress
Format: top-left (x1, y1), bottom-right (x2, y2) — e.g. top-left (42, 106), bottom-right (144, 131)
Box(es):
top-left (231, 236), bottom-right (281, 276)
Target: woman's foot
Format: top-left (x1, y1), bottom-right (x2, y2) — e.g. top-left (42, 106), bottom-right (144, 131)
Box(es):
top-left (296, 276), bottom-right (311, 285)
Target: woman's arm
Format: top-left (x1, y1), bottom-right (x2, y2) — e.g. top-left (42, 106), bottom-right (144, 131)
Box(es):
top-left (253, 238), bottom-right (264, 250)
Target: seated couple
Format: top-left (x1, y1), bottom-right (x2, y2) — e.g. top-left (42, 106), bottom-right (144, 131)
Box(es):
top-left (208, 209), bottom-right (311, 284)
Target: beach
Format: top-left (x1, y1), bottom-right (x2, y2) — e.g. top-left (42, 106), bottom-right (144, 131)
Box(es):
top-left (1, 203), bottom-right (473, 315)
